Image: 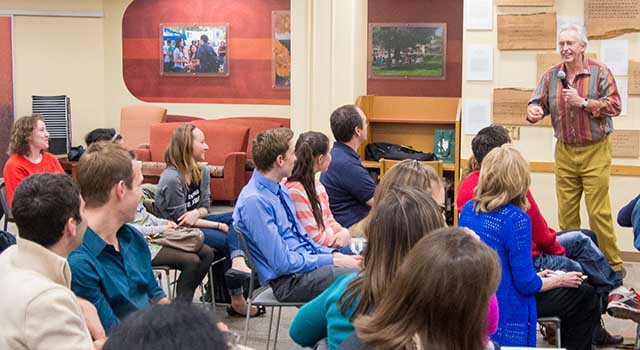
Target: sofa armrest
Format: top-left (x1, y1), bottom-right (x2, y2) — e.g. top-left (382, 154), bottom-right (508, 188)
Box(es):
top-left (135, 148), bottom-right (152, 161)
top-left (223, 151), bottom-right (247, 197)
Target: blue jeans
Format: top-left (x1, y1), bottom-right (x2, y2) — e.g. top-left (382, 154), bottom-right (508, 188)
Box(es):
top-left (202, 212), bottom-right (244, 296)
top-left (534, 230), bottom-right (621, 293)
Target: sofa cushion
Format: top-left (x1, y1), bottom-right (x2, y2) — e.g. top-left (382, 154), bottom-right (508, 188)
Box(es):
top-left (148, 122), bottom-right (188, 162)
top-left (192, 120), bottom-right (250, 165)
top-left (219, 117), bottom-right (290, 158)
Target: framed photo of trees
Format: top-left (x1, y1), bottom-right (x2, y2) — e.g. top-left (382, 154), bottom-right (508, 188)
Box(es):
top-left (368, 23), bottom-right (446, 80)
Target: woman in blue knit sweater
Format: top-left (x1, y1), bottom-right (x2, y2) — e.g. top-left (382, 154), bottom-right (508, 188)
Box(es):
top-left (459, 144), bottom-right (599, 349)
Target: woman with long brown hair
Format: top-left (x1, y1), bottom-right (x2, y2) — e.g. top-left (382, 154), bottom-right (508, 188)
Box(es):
top-left (3, 114), bottom-right (64, 206)
top-left (155, 124), bottom-right (261, 316)
top-left (459, 144), bottom-right (600, 349)
top-left (289, 186), bottom-right (446, 349)
top-left (341, 228), bottom-right (501, 350)
top-left (285, 131), bottom-right (352, 250)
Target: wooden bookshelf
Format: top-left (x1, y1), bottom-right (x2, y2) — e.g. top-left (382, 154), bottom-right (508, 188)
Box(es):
top-left (356, 95), bottom-right (462, 224)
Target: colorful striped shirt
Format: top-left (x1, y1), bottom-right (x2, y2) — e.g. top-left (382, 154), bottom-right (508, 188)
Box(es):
top-left (285, 179), bottom-right (343, 247)
top-left (528, 58), bottom-right (621, 145)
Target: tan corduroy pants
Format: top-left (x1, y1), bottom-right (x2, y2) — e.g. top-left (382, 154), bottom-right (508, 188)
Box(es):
top-left (555, 136), bottom-right (623, 271)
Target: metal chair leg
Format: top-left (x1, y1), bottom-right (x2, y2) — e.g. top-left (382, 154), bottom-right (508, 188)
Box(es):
top-left (243, 298), bottom-right (253, 345)
top-left (555, 321), bottom-right (561, 349)
top-left (635, 322), bottom-right (640, 350)
top-left (265, 306), bottom-right (275, 350)
top-left (272, 306), bottom-right (283, 349)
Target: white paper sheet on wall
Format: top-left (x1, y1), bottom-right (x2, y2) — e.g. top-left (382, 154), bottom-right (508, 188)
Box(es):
top-left (466, 45), bottom-right (493, 81)
top-left (617, 77), bottom-right (628, 115)
top-left (465, 0), bottom-right (493, 30)
top-left (551, 134), bottom-right (557, 161)
top-left (556, 16), bottom-right (584, 52)
top-left (463, 99), bottom-right (492, 135)
top-left (600, 40), bottom-right (629, 76)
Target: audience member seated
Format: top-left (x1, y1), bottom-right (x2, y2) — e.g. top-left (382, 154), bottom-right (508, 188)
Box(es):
top-left (320, 105), bottom-right (376, 236)
top-left (131, 202), bottom-right (215, 302)
top-left (289, 186), bottom-right (448, 350)
top-left (459, 144), bottom-right (600, 349)
top-left (85, 128), bottom-right (124, 147)
top-left (154, 124), bottom-right (256, 316)
top-left (457, 125), bottom-right (623, 346)
top-left (69, 142), bottom-right (169, 333)
top-left (3, 114), bottom-right (64, 207)
top-left (0, 173), bottom-right (104, 349)
top-left (104, 302), bottom-right (251, 350)
top-left (234, 128), bottom-right (362, 302)
top-left (608, 194), bottom-right (640, 323)
top-left (285, 131), bottom-right (355, 253)
top-left (338, 228), bottom-right (501, 350)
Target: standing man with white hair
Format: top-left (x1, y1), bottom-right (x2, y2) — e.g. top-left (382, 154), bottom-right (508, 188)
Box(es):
top-left (527, 24), bottom-right (623, 275)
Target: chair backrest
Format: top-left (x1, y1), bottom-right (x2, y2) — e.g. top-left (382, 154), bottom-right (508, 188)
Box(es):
top-left (120, 105), bottom-right (168, 149)
top-left (0, 179), bottom-right (13, 226)
top-left (379, 158), bottom-right (444, 177)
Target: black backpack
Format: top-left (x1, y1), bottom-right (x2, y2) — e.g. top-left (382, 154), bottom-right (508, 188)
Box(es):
top-left (0, 230), bottom-right (16, 254)
top-left (365, 142), bottom-right (435, 162)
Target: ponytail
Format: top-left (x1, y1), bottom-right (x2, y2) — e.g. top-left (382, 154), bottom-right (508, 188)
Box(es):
top-left (287, 132), bottom-right (330, 231)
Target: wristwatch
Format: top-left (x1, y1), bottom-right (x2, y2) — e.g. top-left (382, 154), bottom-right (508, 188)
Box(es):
top-left (581, 99), bottom-right (589, 109)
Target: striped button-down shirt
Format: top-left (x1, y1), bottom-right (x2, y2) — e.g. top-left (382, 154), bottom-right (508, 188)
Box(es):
top-left (528, 58), bottom-right (621, 145)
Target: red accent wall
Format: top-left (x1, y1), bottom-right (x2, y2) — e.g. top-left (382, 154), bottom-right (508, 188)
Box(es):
top-left (0, 16), bottom-right (13, 170)
top-left (367, 0), bottom-right (462, 97)
top-left (122, 0), bottom-right (290, 105)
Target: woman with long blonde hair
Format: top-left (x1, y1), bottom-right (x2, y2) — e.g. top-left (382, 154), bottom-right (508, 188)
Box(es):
top-left (341, 228), bottom-right (501, 350)
top-left (155, 124), bottom-right (262, 317)
top-left (459, 144), bottom-right (599, 349)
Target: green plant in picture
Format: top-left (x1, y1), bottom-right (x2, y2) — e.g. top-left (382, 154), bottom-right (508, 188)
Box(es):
top-left (370, 24), bottom-right (446, 79)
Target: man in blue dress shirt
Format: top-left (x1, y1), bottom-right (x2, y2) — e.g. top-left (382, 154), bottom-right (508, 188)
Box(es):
top-left (69, 142), bottom-right (169, 333)
top-left (320, 105), bottom-right (376, 236)
top-left (234, 128), bottom-right (363, 302)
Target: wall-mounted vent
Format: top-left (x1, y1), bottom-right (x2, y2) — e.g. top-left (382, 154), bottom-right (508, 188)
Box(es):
top-left (32, 95), bottom-right (71, 155)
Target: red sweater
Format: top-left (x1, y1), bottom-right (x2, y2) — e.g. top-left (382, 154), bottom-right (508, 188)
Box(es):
top-left (456, 171), bottom-right (565, 258)
top-left (2, 153), bottom-right (64, 206)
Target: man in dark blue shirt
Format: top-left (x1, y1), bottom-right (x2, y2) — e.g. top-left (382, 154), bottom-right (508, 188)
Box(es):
top-left (69, 142), bottom-right (169, 333)
top-left (234, 128), bottom-right (362, 302)
top-left (320, 105), bottom-right (376, 235)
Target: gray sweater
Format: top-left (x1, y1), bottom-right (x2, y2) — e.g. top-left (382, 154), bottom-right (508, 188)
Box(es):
top-left (155, 165), bottom-right (211, 221)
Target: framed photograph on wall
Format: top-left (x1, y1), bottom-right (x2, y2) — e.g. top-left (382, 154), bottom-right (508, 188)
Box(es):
top-left (160, 24), bottom-right (229, 76)
top-left (368, 23), bottom-right (446, 80)
top-left (272, 11), bottom-right (291, 89)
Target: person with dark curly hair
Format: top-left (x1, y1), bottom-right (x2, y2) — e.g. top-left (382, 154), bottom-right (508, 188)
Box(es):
top-left (2, 114), bottom-right (64, 206)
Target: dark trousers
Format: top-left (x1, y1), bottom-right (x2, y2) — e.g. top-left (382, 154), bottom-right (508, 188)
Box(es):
top-left (536, 283), bottom-right (600, 350)
top-left (269, 265), bottom-right (358, 302)
top-left (152, 245), bottom-right (215, 302)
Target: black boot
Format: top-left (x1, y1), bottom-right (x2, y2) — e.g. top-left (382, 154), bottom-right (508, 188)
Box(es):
top-left (592, 319), bottom-right (624, 346)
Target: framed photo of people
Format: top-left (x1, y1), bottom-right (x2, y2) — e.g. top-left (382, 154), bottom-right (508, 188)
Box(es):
top-left (160, 24), bottom-right (229, 77)
top-left (368, 23), bottom-right (447, 80)
top-left (272, 11), bottom-right (291, 89)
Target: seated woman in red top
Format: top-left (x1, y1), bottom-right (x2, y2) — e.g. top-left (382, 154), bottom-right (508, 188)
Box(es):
top-left (3, 114), bottom-right (64, 206)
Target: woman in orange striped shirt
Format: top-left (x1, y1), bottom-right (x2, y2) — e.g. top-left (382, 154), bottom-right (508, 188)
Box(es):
top-left (285, 131), bottom-right (353, 250)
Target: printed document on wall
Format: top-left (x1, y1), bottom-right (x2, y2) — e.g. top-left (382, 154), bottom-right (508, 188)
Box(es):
top-left (617, 77), bottom-right (628, 115)
top-left (465, 0), bottom-right (493, 30)
top-left (463, 99), bottom-right (492, 135)
top-left (600, 40), bottom-right (628, 76)
top-left (466, 45), bottom-right (493, 81)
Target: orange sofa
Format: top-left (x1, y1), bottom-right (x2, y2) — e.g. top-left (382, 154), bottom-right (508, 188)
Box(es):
top-left (135, 120), bottom-right (249, 202)
top-left (218, 117), bottom-right (290, 182)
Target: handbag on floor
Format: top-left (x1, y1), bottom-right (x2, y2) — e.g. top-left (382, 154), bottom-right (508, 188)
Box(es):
top-left (147, 227), bottom-right (205, 252)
